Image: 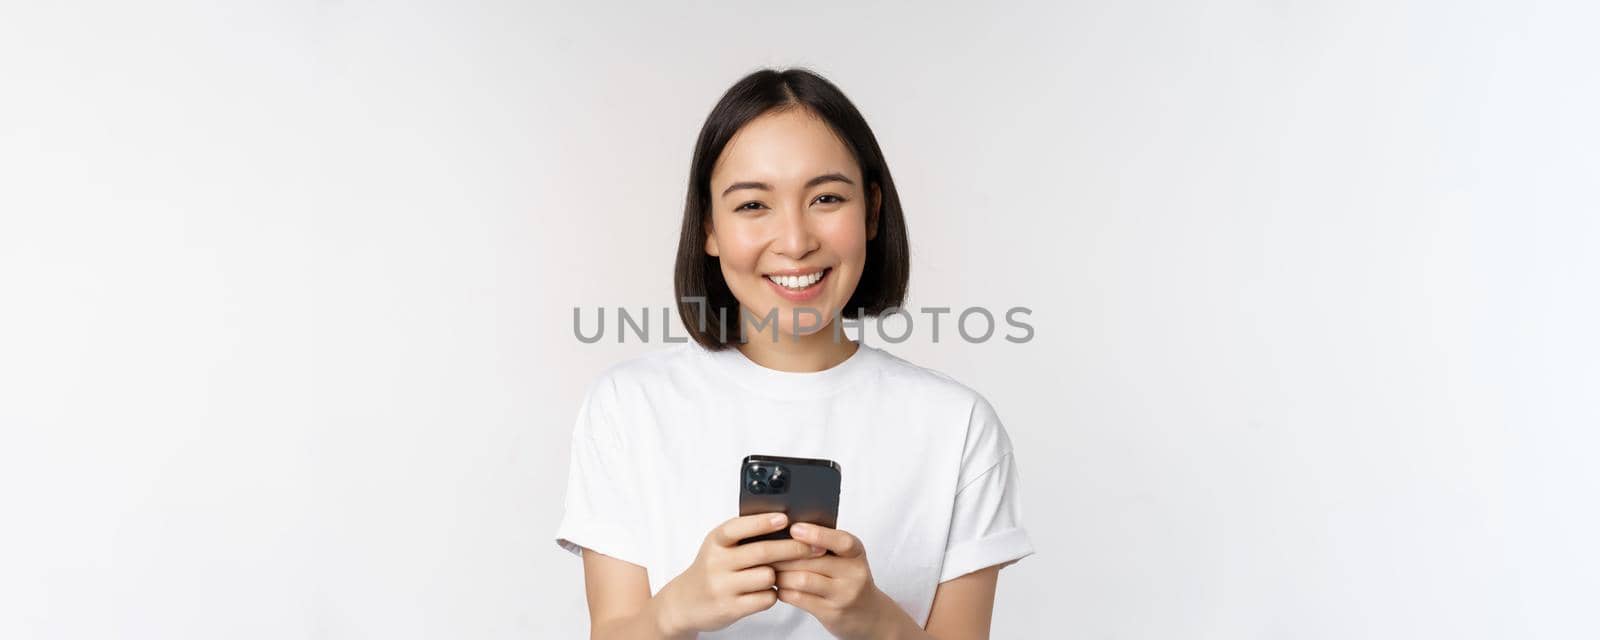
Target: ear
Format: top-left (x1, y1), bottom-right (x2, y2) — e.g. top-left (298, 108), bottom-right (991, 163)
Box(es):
top-left (867, 185), bottom-right (882, 241)
top-left (703, 217), bottom-right (720, 257)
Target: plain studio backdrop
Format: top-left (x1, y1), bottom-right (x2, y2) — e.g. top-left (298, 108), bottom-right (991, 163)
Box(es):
top-left (2, 1), bottom-right (1596, 638)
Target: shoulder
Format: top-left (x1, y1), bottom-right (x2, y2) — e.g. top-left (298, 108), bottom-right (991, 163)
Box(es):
top-left (593, 343), bottom-right (698, 384)
top-left (570, 345), bottom-right (701, 439)
top-left (867, 346), bottom-right (1014, 470)
top-left (866, 345), bottom-right (995, 414)
top-left (579, 343), bottom-right (704, 407)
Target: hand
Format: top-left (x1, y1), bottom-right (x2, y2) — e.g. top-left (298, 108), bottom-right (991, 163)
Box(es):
top-left (653, 513), bottom-right (827, 637)
top-left (771, 523), bottom-right (912, 640)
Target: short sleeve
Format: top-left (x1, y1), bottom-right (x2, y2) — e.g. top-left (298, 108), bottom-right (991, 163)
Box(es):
top-left (939, 395), bottom-right (1035, 583)
top-left (553, 375), bottom-right (645, 567)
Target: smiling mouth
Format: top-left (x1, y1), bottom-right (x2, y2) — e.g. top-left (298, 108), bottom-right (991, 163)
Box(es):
top-left (764, 267), bottom-right (831, 291)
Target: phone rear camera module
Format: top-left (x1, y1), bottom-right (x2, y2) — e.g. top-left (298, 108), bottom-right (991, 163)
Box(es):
top-left (745, 462), bottom-right (788, 494)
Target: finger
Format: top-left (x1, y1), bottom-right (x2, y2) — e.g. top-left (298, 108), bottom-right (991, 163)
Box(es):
top-left (711, 513), bottom-right (789, 547)
top-left (725, 565), bottom-right (777, 594)
top-left (727, 538), bottom-right (816, 570)
top-left (777, 587), bottom-right (827, 615)
top-left (789, 523), bottom-right (865, 558)
top-left (776, 569), bottom-right (837, 598)
top-left (770, 554), bottom-right (848, 576)
top-left (734, 589), bottom-right (779, 616)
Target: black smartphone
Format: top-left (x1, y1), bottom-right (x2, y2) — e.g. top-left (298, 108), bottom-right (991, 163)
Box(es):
top-left (736, 454), bottom-right (841, 545)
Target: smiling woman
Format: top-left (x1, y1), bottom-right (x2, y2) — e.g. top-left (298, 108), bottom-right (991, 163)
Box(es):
top-left (555, 68), bottom-right (1034, 639)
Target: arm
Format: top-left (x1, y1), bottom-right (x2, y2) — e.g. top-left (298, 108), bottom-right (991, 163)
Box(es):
top-left (862, 565), bottom-right (1001, 640)
top-left (920, 565), bottom-right (1003, 639)
top-left (580, 550), bottom-right (689, 640)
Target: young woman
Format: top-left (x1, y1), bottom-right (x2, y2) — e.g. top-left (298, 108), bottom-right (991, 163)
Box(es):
top-left (555, 68), bottom-right (1034, 639)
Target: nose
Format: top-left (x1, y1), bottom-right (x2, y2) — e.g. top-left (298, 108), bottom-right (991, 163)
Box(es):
top-left (771, 204), bottom-right (819, 259)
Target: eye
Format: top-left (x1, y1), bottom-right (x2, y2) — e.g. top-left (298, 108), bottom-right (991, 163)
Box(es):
top-left (813, 194), bottom-right (848, 206)
top-left (736, 201), bottom-right (767, 212)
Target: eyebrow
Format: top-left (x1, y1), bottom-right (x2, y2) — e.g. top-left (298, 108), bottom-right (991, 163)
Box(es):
top-left (720, 172), bottom-right (855, 198)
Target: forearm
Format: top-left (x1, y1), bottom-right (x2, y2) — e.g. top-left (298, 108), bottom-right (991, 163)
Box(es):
top-left (872, 594), bottom-right (995, 640)
top-left (882, 617), bottom-right (935, 640)
top-left (880, 614), bottom-right (936, 640)
top-left (871, 591), bottom-right (936, 640)
top-left (591, 594), bottom-right (695, 640)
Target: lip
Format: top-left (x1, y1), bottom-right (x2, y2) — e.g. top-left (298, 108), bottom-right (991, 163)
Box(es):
top-left (763, 267), bottom-right (832, 303)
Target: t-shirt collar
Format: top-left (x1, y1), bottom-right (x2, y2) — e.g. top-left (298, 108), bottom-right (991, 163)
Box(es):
top-left (699, 339), bottom-right (878, 399)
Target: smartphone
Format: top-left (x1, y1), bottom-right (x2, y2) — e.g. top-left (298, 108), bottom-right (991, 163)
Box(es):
top-left (736, 454), bottom-right (841, 545)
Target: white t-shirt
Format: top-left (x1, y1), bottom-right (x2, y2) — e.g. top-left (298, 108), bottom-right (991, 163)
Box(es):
top-left (554, 340), bottom-right (1034, 638)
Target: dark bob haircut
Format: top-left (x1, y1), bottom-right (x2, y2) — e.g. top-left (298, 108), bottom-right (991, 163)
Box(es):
top-left (673, 67), bottom-right (910, 350)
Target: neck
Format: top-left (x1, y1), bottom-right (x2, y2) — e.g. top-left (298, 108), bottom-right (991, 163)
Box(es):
top-left (736, 315), bottom-right (860, 373)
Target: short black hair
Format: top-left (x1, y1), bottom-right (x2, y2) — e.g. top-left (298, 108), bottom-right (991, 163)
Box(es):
top-left (673, 67), bottom-right (910, 350)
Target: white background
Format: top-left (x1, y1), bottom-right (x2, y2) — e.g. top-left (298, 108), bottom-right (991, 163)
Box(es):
top-left (3, 1), bottom-right (1597, 638)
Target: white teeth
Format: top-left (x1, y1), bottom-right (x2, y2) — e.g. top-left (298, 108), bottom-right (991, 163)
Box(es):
top-left (766, 270), bottom-right (826, 290)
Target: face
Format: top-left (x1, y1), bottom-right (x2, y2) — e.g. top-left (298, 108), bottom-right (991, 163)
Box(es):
top-left (705, 108), bottom-right (880, 340)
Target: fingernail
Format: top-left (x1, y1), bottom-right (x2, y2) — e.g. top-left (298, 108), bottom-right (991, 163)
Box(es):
top-left (770, 513), bottom-right (786, 526)
top-left (792, 523), bottom-right (811, 537)
top-left (810, 545), bottom-right (825, 556)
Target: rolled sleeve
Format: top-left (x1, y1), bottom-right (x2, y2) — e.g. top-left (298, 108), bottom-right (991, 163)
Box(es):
top-left (553, 375), bottom-right (646, 568)
top-left (939, 396), bottom-right (1035, 583)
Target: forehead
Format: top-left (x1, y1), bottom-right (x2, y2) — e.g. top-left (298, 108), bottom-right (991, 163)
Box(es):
top-left (711, 109), bottom-right (860, 187)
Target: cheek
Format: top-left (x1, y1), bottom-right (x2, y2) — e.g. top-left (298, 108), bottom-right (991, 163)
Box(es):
top-left (815, 215), bottom-right (870, 261)
top-left (712, 226), bottom-right (767, 274)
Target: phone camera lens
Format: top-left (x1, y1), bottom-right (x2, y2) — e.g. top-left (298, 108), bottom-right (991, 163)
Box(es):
top-left (767, 465), bottom-right (788, 492)
top-left (749, 479), bottom-right (767, 494)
